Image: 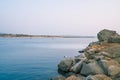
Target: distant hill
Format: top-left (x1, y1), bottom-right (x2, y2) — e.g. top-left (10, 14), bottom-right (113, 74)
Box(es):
top-left (0, 33), bottom-right (33, 37)
top-left (0, 33), bottom-right (95, 38)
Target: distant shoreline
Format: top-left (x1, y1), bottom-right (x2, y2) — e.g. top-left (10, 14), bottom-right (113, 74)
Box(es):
top-left (0, 33), bottom-right (95, 38)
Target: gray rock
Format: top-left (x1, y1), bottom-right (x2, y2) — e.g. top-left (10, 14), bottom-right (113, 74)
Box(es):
top-left (108, 35), bottom-right (120, 43)
top-left (98, 59), bottom-right (120, 77)
top-left (97, 29), bottom-right (117, 42)
top-left (50, 75), bottom-right (65, 80)
top-left (86, 74), bottom-right (112, 80)
top-left (58, 58), bottom-right (74, 72)
top-left (80, 60), bottom-right (104, 76)
top-left (70, 60), bottom-right (84, 73)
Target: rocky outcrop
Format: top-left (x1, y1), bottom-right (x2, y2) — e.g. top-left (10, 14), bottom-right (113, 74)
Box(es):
top-left (97, 29), bottom-right (117, 42)
top-left (97, 29), bottom-right (120, 43)
top-left (51, 29), bottom-right (120, 80)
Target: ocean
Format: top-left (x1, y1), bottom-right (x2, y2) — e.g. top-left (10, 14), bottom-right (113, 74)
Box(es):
top-left (0, 38), bottom-right (97, 80)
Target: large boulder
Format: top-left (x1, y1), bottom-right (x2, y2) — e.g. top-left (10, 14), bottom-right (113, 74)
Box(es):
top-left (80, 60), bottom-right (104, 76)
top-left (97, 29), bottom-right (117, 42)
top-left (58, 58), bottom-right (74, 72)
top-left (98, 59), bottom-right (120, 77)
top-left (86, 74), bottom-right (112, 80)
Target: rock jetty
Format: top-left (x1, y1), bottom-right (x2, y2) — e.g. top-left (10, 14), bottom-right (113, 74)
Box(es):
top-left (51, 29), bottom-right (120, 80)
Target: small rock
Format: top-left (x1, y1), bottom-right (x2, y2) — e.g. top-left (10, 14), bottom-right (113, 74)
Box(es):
top-left (78, 50), bottom-right (85, 53)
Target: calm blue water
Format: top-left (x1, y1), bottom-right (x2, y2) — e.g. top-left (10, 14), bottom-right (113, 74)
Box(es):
top-left (0, 38), bottom-right (97, 80)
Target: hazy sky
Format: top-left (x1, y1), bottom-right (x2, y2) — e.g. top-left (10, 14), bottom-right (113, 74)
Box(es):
top-left (0, 0), bottom-right (120, 36)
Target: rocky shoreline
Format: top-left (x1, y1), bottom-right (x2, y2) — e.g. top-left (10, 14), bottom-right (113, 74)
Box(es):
top-left (51, 29), bottom-right (120, 80)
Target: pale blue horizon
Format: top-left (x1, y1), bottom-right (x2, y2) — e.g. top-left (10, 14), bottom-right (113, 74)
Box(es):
top-left (0, 0), bottom-right (120, 36)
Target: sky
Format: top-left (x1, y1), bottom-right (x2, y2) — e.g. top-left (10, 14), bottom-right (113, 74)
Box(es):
top-left (0, 0), bottom-right (120, 36)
